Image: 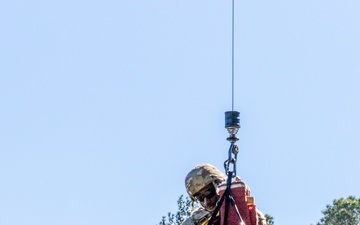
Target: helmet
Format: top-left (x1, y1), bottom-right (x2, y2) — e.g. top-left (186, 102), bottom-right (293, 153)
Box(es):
top-left (185, 164), bottom-right (227, 200)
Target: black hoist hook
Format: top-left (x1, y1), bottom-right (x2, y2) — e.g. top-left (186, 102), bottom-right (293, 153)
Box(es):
top-left (224, 111), bottom-right (240, 177)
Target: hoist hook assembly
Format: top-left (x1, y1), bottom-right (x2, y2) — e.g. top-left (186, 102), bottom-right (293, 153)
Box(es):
top-left (225, 111), bottom-right (240, 143)
top-left (224, 110), bottom-right (240, 178)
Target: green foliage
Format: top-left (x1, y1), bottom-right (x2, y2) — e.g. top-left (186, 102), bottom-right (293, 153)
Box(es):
top-left (316, 196), bottom-right (360, 225)
top-left (158, 195), bottom-right (199, 225)
top-left (265, 214), bottom-right (274, 225)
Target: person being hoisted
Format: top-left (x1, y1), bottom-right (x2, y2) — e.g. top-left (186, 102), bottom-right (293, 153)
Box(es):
top-left (182, 164), bottom-right (267, 225)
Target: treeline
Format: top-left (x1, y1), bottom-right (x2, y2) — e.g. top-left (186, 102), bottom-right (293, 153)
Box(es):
top-left (158, 195), bottom-right (360, 225)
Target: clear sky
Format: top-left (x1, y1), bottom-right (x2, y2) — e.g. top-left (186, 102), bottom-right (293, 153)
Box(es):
top-left (1, 1), bottom-right (360, 225)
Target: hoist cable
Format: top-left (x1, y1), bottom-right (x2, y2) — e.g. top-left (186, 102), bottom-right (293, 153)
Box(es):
top-left (231, 0), bottom-right (235, 111)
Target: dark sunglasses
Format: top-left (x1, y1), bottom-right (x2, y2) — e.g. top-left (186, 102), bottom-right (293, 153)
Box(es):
top-left (195, 187), bottom-right (216, 202)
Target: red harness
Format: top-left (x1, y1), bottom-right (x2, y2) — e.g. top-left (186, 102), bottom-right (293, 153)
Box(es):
top-left (218, 178), bottom-right (258, 225)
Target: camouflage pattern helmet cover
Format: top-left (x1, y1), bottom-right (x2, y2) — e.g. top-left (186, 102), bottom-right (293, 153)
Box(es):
top-left (185, 164), bottom-right (227, 200)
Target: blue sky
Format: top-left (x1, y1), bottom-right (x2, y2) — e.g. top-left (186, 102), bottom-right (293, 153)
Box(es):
top-left (1, 1), bottom-right (360, 225)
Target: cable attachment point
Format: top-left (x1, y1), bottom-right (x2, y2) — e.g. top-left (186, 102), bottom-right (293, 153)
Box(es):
top-left (225, 111), bottom-right (240, 143)
top-left (232, 145), bottom-right (239, 155)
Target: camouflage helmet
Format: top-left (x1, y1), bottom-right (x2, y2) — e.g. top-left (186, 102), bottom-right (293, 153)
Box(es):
top-left (185, 164), bottom-right (227, 200)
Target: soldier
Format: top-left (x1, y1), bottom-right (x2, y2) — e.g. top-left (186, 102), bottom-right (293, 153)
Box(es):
top-left (182, 164), bottom-right (267, 225)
